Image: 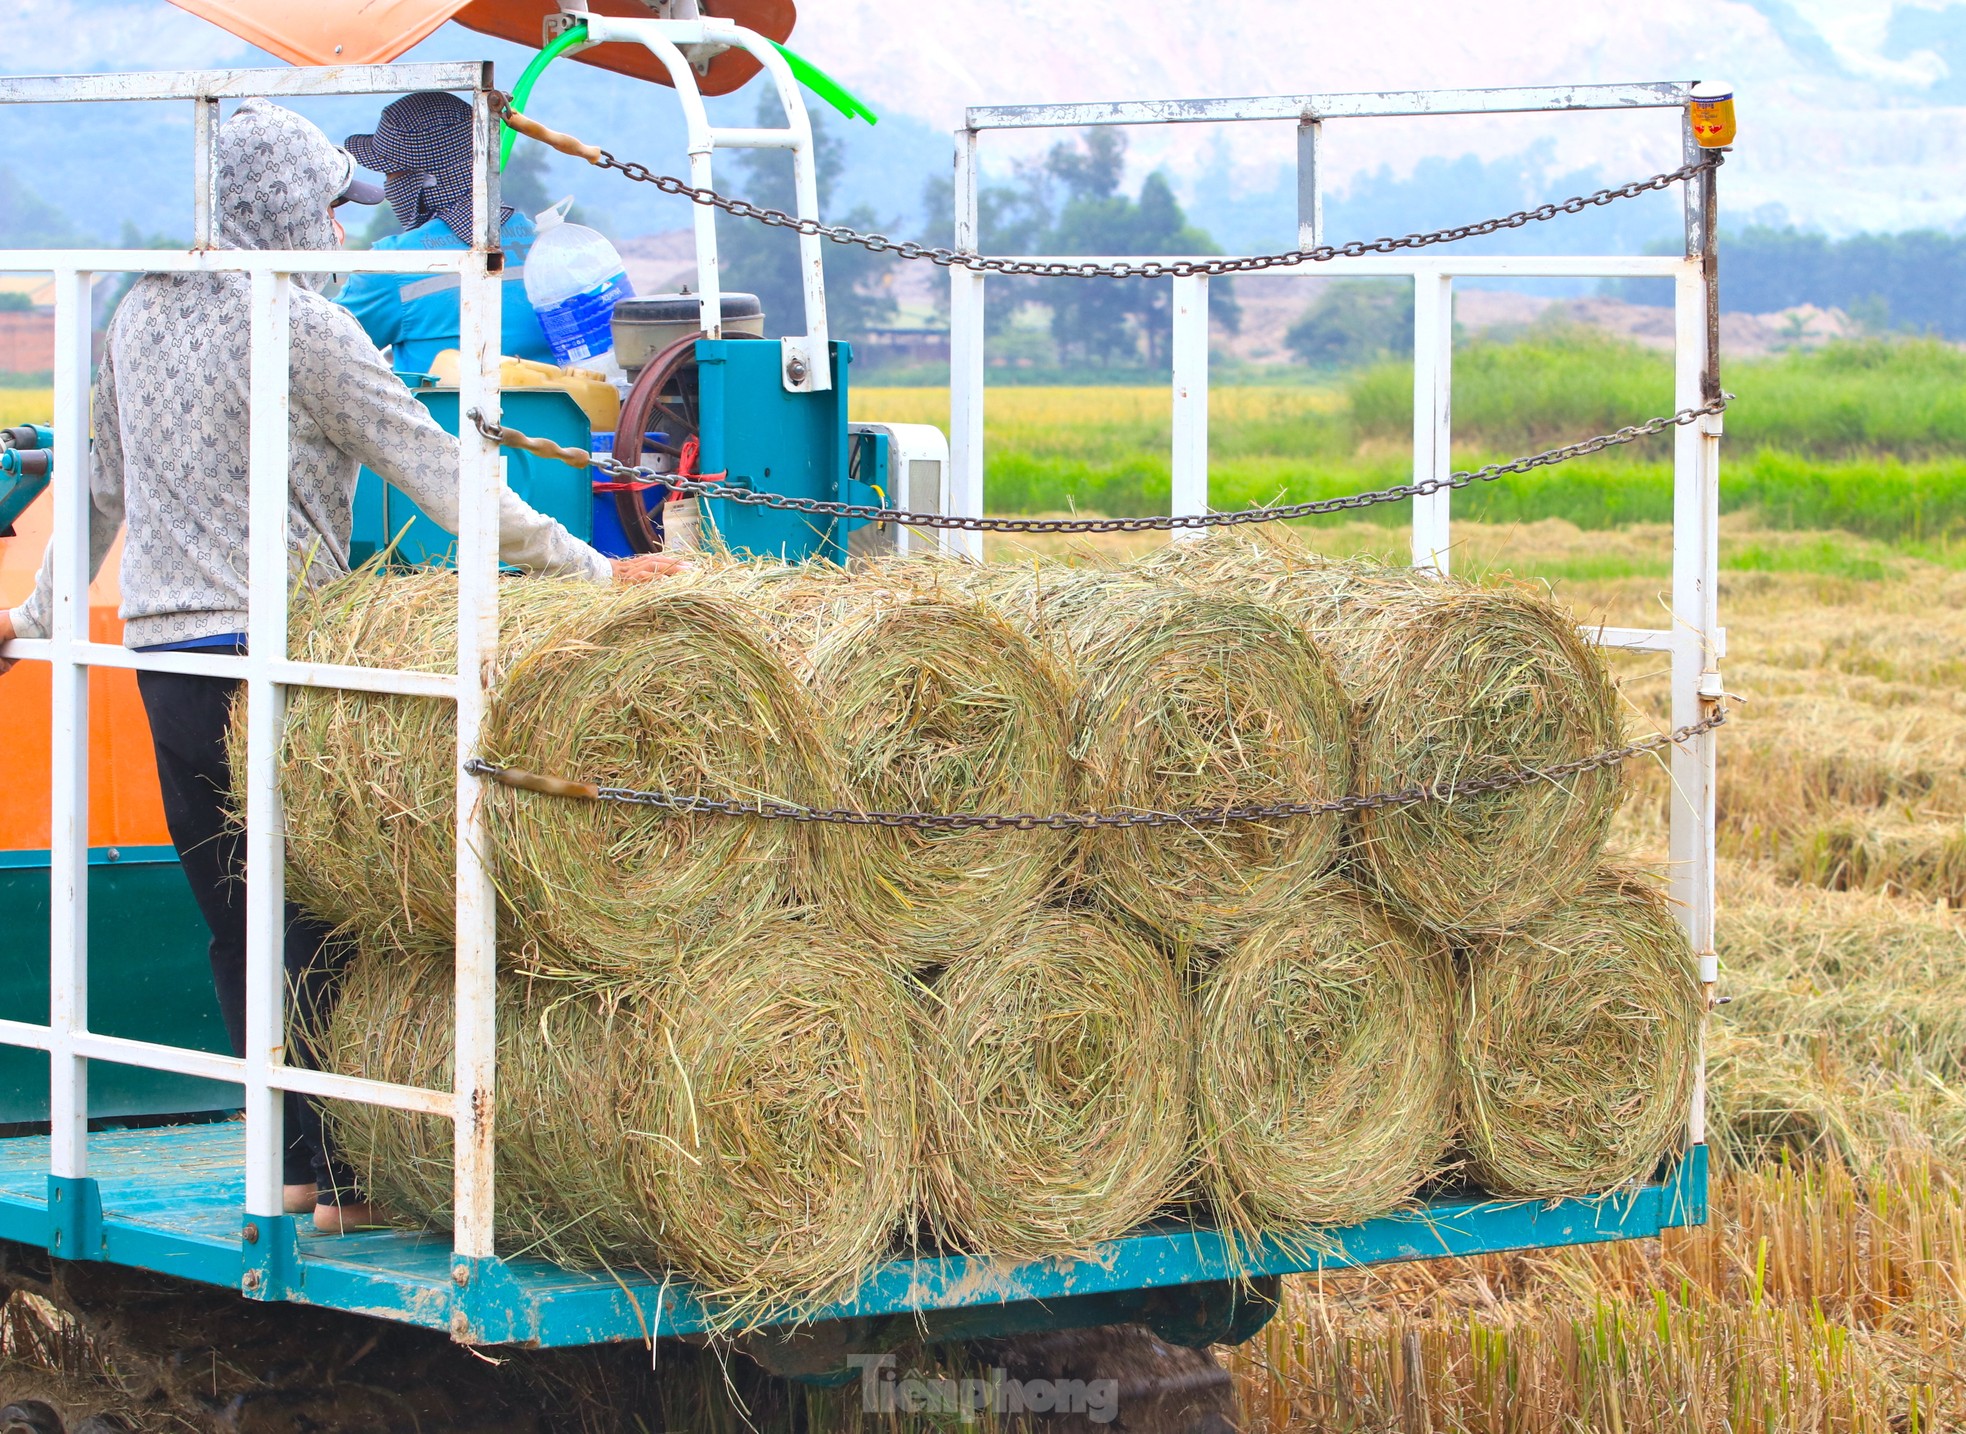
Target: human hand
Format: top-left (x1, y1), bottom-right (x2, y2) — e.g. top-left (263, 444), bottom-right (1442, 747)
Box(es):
top-left (0, 608), bottom-right (17, 677)
top-left (610, 552), bottom-right (689, 584)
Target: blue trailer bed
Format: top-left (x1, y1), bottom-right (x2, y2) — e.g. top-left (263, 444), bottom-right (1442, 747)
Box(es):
top-left (0, 1122), bottom-right (1707, 1348)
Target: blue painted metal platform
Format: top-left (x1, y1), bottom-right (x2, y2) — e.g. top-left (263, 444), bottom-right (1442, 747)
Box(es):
top-left (0, 1124), bottom-right (1707, 1347)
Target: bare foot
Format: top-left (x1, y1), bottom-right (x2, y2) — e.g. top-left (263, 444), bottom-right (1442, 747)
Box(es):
top-left (282, 1183), bottom-right (318, 1215)
top-left (313, 1202), bottom-right (377, 1234)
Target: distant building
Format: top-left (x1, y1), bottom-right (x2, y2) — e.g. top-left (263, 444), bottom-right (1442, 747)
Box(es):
top-left (851, 325), bottom-right (950, 366)
top-left (0, 310), bottom-right (52, 374)
top-left (0, 273), bottom-right (135, 375)
top-left (0, 275), bottom-right (53, 375)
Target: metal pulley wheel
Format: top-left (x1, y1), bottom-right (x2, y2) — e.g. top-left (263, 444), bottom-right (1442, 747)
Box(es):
top-left (609, 331), bottom-right (764, 553)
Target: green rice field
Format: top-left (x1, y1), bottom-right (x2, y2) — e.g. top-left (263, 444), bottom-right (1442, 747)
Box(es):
top-left (853, 332), bottom-right (1966, 554)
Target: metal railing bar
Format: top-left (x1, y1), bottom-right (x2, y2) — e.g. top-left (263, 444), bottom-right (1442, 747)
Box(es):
top-left (0, 250), bottom-right (474, 275)
top-left (17, 641), bottom-right (459, 695)
top-left (1591, 625), bottom-right (1728, 658)
top-left (71, 1032), bottom-right (242, 1086)
top-left (0, 63), bottom-right (492, 106)
top-left (47, 266), bottom-right (92, 1182)
top-left (967, 81), bottom-right (1693, 130)
top-left (951, 254), bottom-right (1691, 278)
top-left (58, 1033), bottom-right (454, 1116)
top-left (0, 1021), bottom-right (51, 1053)
top-left (274, 1066), bottom-right (455, 1117)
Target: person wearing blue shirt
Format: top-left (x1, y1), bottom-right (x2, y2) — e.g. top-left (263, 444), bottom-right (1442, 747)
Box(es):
top-left (340, 91), bottom-right (554, 376)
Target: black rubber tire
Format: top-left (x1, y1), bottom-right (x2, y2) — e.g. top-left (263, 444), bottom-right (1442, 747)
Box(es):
top-left (0, 1400), bottom-right (66, 1434)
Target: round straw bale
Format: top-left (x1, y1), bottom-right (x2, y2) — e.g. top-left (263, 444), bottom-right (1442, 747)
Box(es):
top-left (1262, 559), bottom-right (1625, 934)
top-left (631, 913), bottom-right (922, 1320)
top-left (320, 951), bottom-right (669, 1268)
top-left (1456, 868), bottom-right (1704, 1198)
top-left (920, 910), bottom-right (1192, 1260)
top-left (1195, 887), bottom-right (1456, 1233)
top-left (712, 563), bottom-right (1080, 956)
top-left (1046, 572), bottom-right (1354, 948)
top-left (272, 568), bottom-right (836, 975)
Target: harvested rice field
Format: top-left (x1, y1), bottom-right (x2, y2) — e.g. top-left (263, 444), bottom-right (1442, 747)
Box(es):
top-left (5, 520), bottom-right (1962, 1432)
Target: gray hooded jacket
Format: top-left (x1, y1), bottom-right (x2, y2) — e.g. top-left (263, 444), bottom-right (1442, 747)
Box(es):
top-left (9, 99), bottom-right (608, 648)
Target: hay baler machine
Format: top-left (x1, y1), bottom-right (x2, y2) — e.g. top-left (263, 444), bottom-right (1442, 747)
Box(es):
top-left (0, 3), bottom-right (1723, 1411)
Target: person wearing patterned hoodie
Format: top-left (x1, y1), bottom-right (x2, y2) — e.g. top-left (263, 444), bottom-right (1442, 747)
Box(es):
top-left (0, 99), bottom-right (675, 1232)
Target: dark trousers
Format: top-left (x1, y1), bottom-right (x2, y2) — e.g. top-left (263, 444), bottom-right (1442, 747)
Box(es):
top-left (135, 662), bottom-right (360, 1203)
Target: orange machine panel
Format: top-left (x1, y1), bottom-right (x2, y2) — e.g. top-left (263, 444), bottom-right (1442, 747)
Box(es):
top-left (0, 490), bottom-right (171, 852)
top-left (166, 0), bottom-right (796, 96)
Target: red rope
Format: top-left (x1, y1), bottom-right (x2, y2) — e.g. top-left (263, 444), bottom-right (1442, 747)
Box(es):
top-left (590, 435), bottom-right (727, 493)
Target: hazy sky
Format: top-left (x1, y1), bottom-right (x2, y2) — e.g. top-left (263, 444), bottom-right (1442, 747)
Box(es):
top-left (4, 0), bottom-right (1964, 235)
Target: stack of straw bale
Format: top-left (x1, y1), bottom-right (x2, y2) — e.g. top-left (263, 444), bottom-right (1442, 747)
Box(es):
top-left (955, 564), bottom-right (1355, 950)
top-left (325, 912), bottom-right (921, 1322)
top-left (281, 539), bottom-right (1702, 1313)
top-left (274, 568), bottom-right (836, 977)
top-left (1454, 867), bottom-right (1704, 1198)
top-left (918, 909), bottom-right (1193, 1259)
top-left (1194, 884), bottom-right (1456, 1233)
top-left (716, 561), bottom-right (1079, 956)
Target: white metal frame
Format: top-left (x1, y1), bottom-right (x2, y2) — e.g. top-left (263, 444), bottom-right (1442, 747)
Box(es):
top-left (552, 10), bottom-right (834, 392)
top-left (0, 64), bottom-right (509, 1270)
top-left (949, 84), bottom-right (1724, 1148)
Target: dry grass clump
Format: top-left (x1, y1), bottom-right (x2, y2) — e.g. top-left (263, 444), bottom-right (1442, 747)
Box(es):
top-left (273, 568), bottom-right (835, 975)
top-left (1195, 886), bottom-right (1456, 1234)
top-left (721, 562), bottom-right (1079, 955)
top-left (1263, 557), bottom-right (1625, 934)
top-left (1457, 868), bottom-right (1704, 1198)
top-left (982, 566), bottom-right (1354, 948)
top-left (1147, 534), bottom-right (1626, 935)
top-left (321, 951), bottom-right (668, 1268)
top-left (1224, 1151), bottom-right (1966, 1433)
top-left (632, 913), bottom-right (922, 1320)
top-left (326, 914), bottom-right (920, 1320)
top-left (919, 910), bottom-right (1193, 1260)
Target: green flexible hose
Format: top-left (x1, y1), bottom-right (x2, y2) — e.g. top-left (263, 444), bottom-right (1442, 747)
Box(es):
top-left (770, 42), bottom-right (878, 125)
top-left (498, 23), bottom-right (878, 173)
top-left (500, 22), bottom-right (593, 170)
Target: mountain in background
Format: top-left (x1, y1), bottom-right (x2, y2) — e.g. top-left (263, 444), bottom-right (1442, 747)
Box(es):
top-left (0, 0), bottom-right (1960, 303)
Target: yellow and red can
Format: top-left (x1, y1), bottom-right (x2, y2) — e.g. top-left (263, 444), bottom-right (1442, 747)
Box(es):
top-left (1689, 85), bottom-right (1735, 148)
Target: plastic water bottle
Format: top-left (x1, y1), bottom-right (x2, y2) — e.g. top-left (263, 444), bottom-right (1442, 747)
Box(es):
top-left (525, 197), bottom-right (633, 369)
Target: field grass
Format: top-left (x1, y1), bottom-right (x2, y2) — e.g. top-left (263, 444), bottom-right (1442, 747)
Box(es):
top-left (854, 334), bottom-right (1966, 546)
top-left (6, 361), bottom-right (1964, 1428)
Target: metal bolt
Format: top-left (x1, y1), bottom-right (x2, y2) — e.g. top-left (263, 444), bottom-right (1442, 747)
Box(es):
top-left (242, 1222), bottom-right (259, 1245)
top-left (453, 1265), bottom-right (471, 1287)
top-left (242, 1270), bottom-right (262, 1291)
top-left (785, 356), bottom-right (809, 384)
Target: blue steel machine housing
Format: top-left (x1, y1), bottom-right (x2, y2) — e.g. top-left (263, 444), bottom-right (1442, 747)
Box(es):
top-left (350, 341), bottom-right (876, 570)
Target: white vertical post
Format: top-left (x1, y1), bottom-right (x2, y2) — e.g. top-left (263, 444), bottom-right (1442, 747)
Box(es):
top-left (192, 97), bottom-right (220, 250)
top-left (242, 268), bottom-right (292, 1220)
top-left (1169, 273), bottom-right (1209, 534)
top-left (947, 128), bottom-right (985, 560)
top-left (1671, 259), bottom-right (1720, 1147)
top-left (451, 94), bottom-right (504, 1264)
top-left (757, 43), bottom-right (831, 368)
top-left (688, 145), bottom-right (724, 339)
top-left (1410, 272), bottom-right (1453, 572)
top-left (46, 267), bottom-right (93, 1179)
top-left (1295, 117), bottom-right (1323, 249)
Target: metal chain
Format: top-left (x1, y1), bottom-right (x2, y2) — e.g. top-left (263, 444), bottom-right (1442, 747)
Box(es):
top-left (463, 706), bottom-right (1726, 832)
top-left (469, 396), bottom-right (1726, 536)
top-left (493, 91), bottom-right (1720, 281)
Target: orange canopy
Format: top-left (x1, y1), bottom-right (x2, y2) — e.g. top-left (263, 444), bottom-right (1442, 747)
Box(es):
top-left (166, 0), bottom-right (796, 96)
